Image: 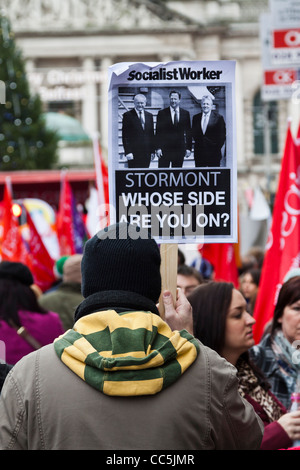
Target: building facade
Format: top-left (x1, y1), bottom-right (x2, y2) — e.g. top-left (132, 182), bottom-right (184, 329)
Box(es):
top-left (2, 0), bottom-right (299, 203)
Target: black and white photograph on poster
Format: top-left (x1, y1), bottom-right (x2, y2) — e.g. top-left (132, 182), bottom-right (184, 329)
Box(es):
top-left (108, 61), bottom-right (237, 244)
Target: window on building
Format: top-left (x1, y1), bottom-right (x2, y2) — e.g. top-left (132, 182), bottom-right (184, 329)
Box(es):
top-left (253, 90), bottom-right (278, 155)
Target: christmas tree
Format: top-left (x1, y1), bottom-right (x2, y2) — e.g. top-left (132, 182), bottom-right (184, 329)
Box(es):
top-left (0, 13), bottom-right (58, 170)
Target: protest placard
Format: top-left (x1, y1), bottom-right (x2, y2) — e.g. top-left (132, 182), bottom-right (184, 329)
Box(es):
top-left (108, 61), bottom-right (237, 244)
top-left (270, 0), bottom-right (300, 63)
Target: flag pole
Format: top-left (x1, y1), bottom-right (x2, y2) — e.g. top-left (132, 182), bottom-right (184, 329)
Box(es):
top-left (158, 243), bottom-right (178, 320)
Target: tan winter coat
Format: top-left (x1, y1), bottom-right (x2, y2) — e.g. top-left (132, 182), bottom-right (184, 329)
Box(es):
top-left (0, 337), bottom-right (263, 450)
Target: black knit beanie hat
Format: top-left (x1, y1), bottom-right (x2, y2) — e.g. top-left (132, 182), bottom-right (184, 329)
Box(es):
top-left (0, 261), bottom-right (34, 285)
top-left (81, 222), bottom-right (162, 303)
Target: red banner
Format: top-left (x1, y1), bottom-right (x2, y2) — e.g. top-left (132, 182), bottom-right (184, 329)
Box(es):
top-left (201, 243), bottom-right (239, 287)
top-left (0, 180), bottom-right (28, 264)
top-left (24, 208), bottom-right (55, 292)
top-left (253, 125), bottom-right (300, 343)
top-left (56, 175), bottom-right (76, 256)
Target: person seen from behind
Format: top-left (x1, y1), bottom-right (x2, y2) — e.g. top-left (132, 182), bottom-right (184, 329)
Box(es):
top-left (0, 261), bottom-right (64, 365)
top-left (0, 223), bottom-right (263, 450)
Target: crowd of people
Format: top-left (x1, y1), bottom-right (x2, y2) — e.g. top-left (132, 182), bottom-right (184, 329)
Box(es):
top-left (177, 245), bottom-right (300, 450)
top-left (0, 226), bottom-right (300, 450)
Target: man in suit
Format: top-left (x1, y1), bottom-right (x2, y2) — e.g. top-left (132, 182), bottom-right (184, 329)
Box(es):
top-left (192, 95), bottom-right (226, 167)
top-left (122, 94), bottom-right (155, 168)
top-left (156, 90), bottom-right (192, 168)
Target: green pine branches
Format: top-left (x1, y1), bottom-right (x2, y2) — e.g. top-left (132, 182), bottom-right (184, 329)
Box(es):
top-left (0, 14), bottom-right (58, 170)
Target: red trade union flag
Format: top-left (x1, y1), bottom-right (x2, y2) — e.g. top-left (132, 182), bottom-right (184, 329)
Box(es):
top-left (1, 178), bottom-right (13, 243)
top-left (56, 175), bottom-right (76, 256)
top-left (1, 220), bottom-right (28, 264)
top-left (23, 207), bottom-right (56, 292)
top-left (0, 179), bottom-right (28, 264)
top-left (264, 69), bottom-right (297, 86)
top-left (253, 125), bottom-right (300, 343)
top-left (57, 174), bottom-right (88, 255)
top-left (273, 28), bottom-right (300, 48)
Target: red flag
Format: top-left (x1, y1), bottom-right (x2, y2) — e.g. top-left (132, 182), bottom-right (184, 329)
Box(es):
top-left (1, 177), bottom-right (13, 244)
top-left (201, 243), bottom-right (239, 287)
top-left (0, 180), bottom-right (28, 264)
top-left (1, 217), bottom-right (28, 264)
top-left (56, 174), bottom-right (75, 256)
top-left (56, 174), bottom-right (88, 256)
top-left (1, 182), bottom-right (56, 290)
top-left (22, 207), bottom-right (56, 292)
top-left (253, 124), bottom-right (300, 343)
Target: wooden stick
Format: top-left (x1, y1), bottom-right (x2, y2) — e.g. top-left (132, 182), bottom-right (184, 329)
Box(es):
top-left (159, 243), bottom-right (178, 319)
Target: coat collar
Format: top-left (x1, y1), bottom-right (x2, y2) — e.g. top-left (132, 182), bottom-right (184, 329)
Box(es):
top-left (74, 290), bottom-right (160, 322)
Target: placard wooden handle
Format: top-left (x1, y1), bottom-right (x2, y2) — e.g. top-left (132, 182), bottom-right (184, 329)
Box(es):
top-left (158, 243), bottom-right (178, 319)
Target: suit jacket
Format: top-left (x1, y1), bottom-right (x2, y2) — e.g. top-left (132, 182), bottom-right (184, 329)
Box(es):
top-left (122, 108), bottom-right (155, 168)
top-left (156, 107), bottom-right (192, 158)
top-left (192, 111), bottom-right (226, 167)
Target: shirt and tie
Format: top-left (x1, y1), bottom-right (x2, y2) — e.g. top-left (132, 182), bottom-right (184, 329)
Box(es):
top-left (137, 109), bottom-right (145, 129)
top-left (201, 113), bottom-right (210, 134)
top-left (171, 107), bottom-right (179, 126)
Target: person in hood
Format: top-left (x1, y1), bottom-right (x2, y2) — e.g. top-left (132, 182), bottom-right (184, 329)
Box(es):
top-left (0, 223), bottom-right (263, 450)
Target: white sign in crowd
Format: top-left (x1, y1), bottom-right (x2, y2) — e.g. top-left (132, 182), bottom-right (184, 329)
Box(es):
top-left (108, 61), bottom-right (237, 244)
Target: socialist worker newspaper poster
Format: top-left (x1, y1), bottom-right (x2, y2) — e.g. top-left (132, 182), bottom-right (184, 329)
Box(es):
top-left (108, 61), bottom-right (237, 244)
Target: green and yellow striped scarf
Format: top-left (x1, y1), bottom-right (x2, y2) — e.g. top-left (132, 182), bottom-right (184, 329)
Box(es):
top-left (54, 309), bottom-right (199, 396)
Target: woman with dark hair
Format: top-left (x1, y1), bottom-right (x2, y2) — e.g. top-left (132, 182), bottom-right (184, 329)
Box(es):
top-left (189, 281), bottom-right (300, 450)
top-left (250, 276), bottom-right (300, 411)
top-left (239, 268), bottom-right (261, 315)
top-left (0, 261), bottom-right (64, 365)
